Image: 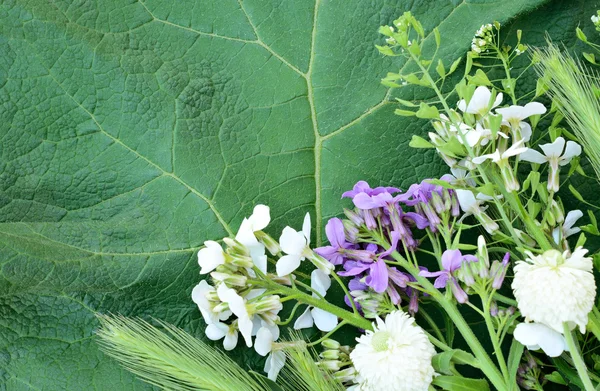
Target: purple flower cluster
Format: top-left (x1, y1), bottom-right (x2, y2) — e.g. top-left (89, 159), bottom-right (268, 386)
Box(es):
top-left (315, 179), bottom-right (459, 314)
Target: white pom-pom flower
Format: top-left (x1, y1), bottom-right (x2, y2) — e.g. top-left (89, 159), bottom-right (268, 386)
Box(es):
top-left (350, 310), bottom-right (436, 391)
top-left (512, 248), bottom-right (596, 333)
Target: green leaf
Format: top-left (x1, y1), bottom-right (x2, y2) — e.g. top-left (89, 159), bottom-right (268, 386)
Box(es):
top-left (468, 69), bottom-right (492, 86)
top-left (569, 184), bottom-right (585, 202)
top-left (436, 59), bottom-right (446, 79)
top-left (415, 103), bottom-right (440, 119)
top-left (0, 0), bottom-right (567, 388)
top-left (432, 376), bottom-right (490, 391)
top-left (409, 135), bottom-right (435, 148)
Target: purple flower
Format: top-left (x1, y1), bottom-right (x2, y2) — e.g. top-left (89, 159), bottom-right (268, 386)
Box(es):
top-left (315, 218), bottom-right (353, 265)
top-left (490, 252), bottom-right (510, 289)
top-left (342, 181), bottom-right (400, 199)
top-left (419, 249), bottom-right (478, 303)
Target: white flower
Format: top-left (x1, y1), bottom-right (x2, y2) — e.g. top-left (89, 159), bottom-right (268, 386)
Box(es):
top-left (254, 325), bottom-right (286, 380)
top-left (191, 280), bottom-right (230, 324)
top-left (512, 248), bottom-right (596, 333)
top-left (197, 241), bottom-right (226, 274)
top-left (472, 139), bottom-right (527, 165)
top-left (235, 205), bottom-right (270, 273)
top-left (350, 311), bottom-right (436, 391)
top-left (456, 189), bottom-right (499, 234)
top-left (520, 137), bottom-right (582, 192)
top-left (276, 213), bottom-right (334, 276)
top-left (496, 102), bottom-right (546, 124)
top-left (294, 270), bottom-right (339, 332)
top-left (553, 210), bottom-right (583, 244)
top-left (513, 322), bottom-right (568, 357)
top-left (457, 86), bottom-right (503, 115)
top-left (472, 140), bottom-right (527, 191)
top-left (277, 213), bottom-right (312, 276)
top-left (205, 321), bottom-right (238, 351)
top-left (217, 284), bottom-right (254, 347)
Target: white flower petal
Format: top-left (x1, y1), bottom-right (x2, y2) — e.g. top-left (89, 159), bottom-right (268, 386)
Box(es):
top-left (235, 218), bottom-right (259, 248)
top-left (466, 86), bottom-right (492, 114)
top-left (311, 308), bottom-right (339, 332)
top-left (456, 190), bottom-right (478, 214)
top-left (293, 307), bottom-right (314, 330)
top-left (249, 204), bottom-right (270, 231)
top-left (205, 322), bottom-right (228, 341)
top-left (265, 351), bottom-right (286, 381)
top-left (198, 241), bottom-right (226, 274)
top-left (223, 329), bottom-right (238, 351)
top-left (564, 210), bottom-right (584, 231)
top-left (522, 102), bottom-right (547, 118)
top-left (255, 327), bottom-right (274, 356)
top-left (302, 212), bottom-right (311, 242)
top-left (238, 315), bottom-right (254, 347)
top-left (472, 152), bottom-right (496, 164)
top-left (513, 323), bottom-right (567, 357)
top-left (310, 269), bottom-right (331, 297)
top-left (519, 122), bottom-right (532, 142)
top-left (457, 99), bottom-right (467, 112)
top-left (191, 280), bottom-right (218, 324)
top-left (539, 137), bottom-right (566, 158)
top-left (493, 92), bottom-right (503, 108)
top-left (560, 141), bottom-right (582, 165)
top-left (520, 149), bottom-right (547, 164)
top-left (253, 254), bottom-right (268, 274)
top-left (279, 227), bottom-right (306, 255)
top-left (276, 254), bottom-right (302, 276)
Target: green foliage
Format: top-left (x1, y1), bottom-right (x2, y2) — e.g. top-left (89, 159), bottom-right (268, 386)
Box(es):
top-left (96, 315), bottom-right (266, 391)
top-left (0, 0), bottom-right (593, 389)
top-left (534, 44), bottom-right (600, 182)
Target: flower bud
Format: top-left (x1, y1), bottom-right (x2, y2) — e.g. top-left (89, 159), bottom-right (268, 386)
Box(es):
top-left (334, 367), bottom-right (358, 383)
top-left (490, 300), bottom-right (499, 316)
top-left (211, 272), bottom-right (247, 287)
top-left (344, 208), bottom-right (364, 226)
top-left (342, 220), bottom-right (359, 243)
top-left (255, 231), bottom-right (281, 255)
top-left (320, 350), bottom-right (340, 360)
top-left (322, 339), bottom-right (341, 350)
top-left (318, 360), bottom-right (342, 371)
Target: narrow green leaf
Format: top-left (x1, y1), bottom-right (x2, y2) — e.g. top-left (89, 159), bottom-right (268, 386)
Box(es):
top-left (432, 375), bottom-right (490, 391)
top-left (416, 103), bottom-right (440, 119)
top-left (409, 135), bottom-right (435, 149)
top-left (436, 59), bottom-right (446, 79)
top-left (569, 184), bottom-right (585, 202)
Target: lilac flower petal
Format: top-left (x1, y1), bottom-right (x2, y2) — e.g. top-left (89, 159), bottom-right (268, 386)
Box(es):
top-left (418, 269), bottom-right (445, 278)
top-left (378, 231), bottom-right (400, 259)
top-left (338, 263), bottom-right (370, 276)
top-left (433, 273), bottom-right (450, 289)
top-left (372, 186), bottom-right (401, 195)
top-left (450, 278), bottom-right (468, 303)
top-left (353, 193), bottom-right (382, 209)
top-left (388, 268), bottom-right (409, 288)
top-left (349, 277), bottom-right (367, 291)
top-left (387, 285), bottom-right (402, 305)
top-left (366, 260), bottom-right (389, 293)
top-left (342, 181), bottom-right (371, 198)
top-left (463, 255), bottom-right (479, 263)
top-left (325, 218), bottom-right (346, 248)
top-left (442, 249), bottom-right (464, 271)
top-left (404, 212), bottom-right (430, 229)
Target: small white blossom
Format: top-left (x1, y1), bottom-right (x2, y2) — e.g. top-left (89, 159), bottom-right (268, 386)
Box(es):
top-left (457, 86), bottom-right (503, 116)
top-left (472, 140), bottom-right (528, 191)
top-left (553, 210), bottom-right (583, 244)
top-left (235, 205), bottom-right (271, 272)
top-left (456, 189), bottom-right (499, 234)
top-left (520, 137), bottom-right (582, 192)
top-left (512, 248), bottom-right (596, 334)
top-left (277, 213), bottom-right (333, 276)
top-left (205, 321), bottom-right (239, 351)
top-left (513, 322), bottom-right (568, 357)
top-left (294, 270), bottom-right (339, 332)
top-left (197, 241), bottom-right (226, 274)
top-left (217, 284), bottom-right (254, 347)
top-left (350, 311), bottom-right (436, 391)
top-left (191, 280), bottom-right (231, 324)
top-left (496, 102), bottom-right (547, 124)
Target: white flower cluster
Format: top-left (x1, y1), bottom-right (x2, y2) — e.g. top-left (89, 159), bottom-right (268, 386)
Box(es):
top-left (192, 205), bottom-right (337, 380)
top-left (592, 13), bottom-right (600, 28)
top-left (512, 248), bottom-right (596, 357)
top-left (350, 311), bottom-right (436, 391)
top-left (471, 23), bottom-right (494, 54)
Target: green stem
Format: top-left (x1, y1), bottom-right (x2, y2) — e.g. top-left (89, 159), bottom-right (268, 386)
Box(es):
top-left (387, 249), bottom-right (507, 390)
top-left (563, 323), bottom-right (595, 391)
top-left (331, 271), bottom-right (359, 315)
top-left (481, 292), bottom-right (510, 382)
top-left (588, 307), bottom-right (600, 341)
top-left (259, 279), bottom-right (372, 331)
top-left (307, 320), bottom-right (348, 347)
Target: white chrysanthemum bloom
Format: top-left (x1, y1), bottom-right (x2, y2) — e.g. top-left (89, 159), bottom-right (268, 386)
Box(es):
top-left (512, 248), bottom-right (596, 333)
top-left (350, 311), bottom-right (436, 391)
